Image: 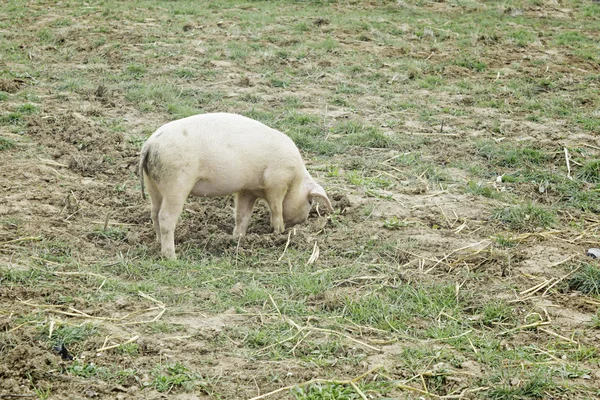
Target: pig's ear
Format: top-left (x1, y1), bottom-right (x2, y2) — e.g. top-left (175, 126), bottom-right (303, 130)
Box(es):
top-left (307, 182), bottom-right (333, 212)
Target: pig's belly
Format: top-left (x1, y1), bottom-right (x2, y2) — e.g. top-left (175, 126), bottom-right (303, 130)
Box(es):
top-left (189, 179), bottom-right (265, 198)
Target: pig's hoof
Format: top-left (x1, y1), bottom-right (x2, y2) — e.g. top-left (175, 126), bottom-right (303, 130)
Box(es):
top-left (161, 250), bottom-right (177, 260)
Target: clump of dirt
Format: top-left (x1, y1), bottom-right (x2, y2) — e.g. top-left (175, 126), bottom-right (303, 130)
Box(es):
top-left (0, 77), bottom-right (27, 93)
top-left (26, 112), bottom-right (138, 178)
top-left (0, 344), bottom-right (55, 384)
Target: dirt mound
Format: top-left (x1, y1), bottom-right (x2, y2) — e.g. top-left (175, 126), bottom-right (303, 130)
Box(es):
top-left (0, 345), bottom-right (54, 383)
top-left (26, 112), bottom-right (138, 178)
top-left (0, 78), bottom-right (28, 93)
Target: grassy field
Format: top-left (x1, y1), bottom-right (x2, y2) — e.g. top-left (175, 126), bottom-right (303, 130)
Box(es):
top-left (1, 0), bottom-right (600, 398)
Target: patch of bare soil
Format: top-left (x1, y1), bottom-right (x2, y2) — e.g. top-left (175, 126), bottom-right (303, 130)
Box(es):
top-left (26, 112), bottom-right (134, 177)
top-left (0, 77), bottom-right (28, 93)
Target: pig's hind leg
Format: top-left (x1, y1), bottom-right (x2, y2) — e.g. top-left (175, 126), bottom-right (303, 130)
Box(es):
top-left (233, 191), bottom-right (257, 236)
top-left (157, 191), bottom-right (188, 259)
top-left (145, 178), bottom-right (163, 244)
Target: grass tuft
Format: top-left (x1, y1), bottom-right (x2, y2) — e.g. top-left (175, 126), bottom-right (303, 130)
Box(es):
top-left (467, 181), bottom-right (500, 199)
top-left (576, 159), bottom-right (600, 183)
top-left (568, 263), bottom-right (600, 296)
top-left (493, 202), bottom-right (555, 232)
top-left (0, 136), bottom-right (16, 150)
top-left (151, 362), bottom-right (199, 393)
top-left (487, 374), bottom-right (559, 399)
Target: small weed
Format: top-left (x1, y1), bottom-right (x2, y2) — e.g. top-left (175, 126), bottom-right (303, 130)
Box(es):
top-left (330, 96), bottom-right (348, 106)
top-left (346, 171), bottom-right (393, 189)
top-left (417, 163), bottom-right (451, 182)
top-left (44, 323), bottom-right (98, 347)
top-left (326, 165), bottom-right (340, 177)
top-left (67, 361), bottom-right (108, 378)
top-left (480, 300), bottom-right (515, 326)
top-left (17, 103), bottom-right (38, 114)
top-left (32, 386), bottom-right (51, 400)
top-left (494, 202), bottom-right (555, 232)
top-left (383, 216), bottom-right (407, 230)
top-left (576, 159), bottom-right (600, 183)
top-left (493, 235), bottom-right (519, 248)
top-left (0, 92), bottom-right (8, 101)
top-left (90, 226), bottom-right (127, 241)
top-left (293, 21), bottom-right (310, 33)
top-left (37, 28), bottom-right (55, 43)
top-left (116, 342), bottom-right (139, 356)
top-left (126, 63), bottom-right (146, 78)
top-left (269, 78), bottom-right (289, 88)
top-left (151, 362), bottom-right (198, 393)
top-left (487, 374), bottom-right (558, 399)
top-left (333, 121), bottom-right (396, 148)
top-left (0, 137), bottom-right (16, 150)
top-left (466, 181), bottom-right (499, 199)
top-left (313, 37), bottom-right (339, 53)
top-left (174, 68), bottom-right (195, 79)
top-left (0, 112), bottom-right (23, 125)
top-left (592, 310), bottom-right (600, 329)
top-left (128, 134), bottom-right (146, 147)
top-left (454, 57), bottom-right (487, 72)
top-left (477, 141), bottom-right (548, 167)
top-left (347, 129), bottom-right (396, 148)
top-left (34, 240), bottom-right (72, 263)
top-left (291, 383), bottom-right (362, 399)
top-left (166, 102), bottom-right (202, 119)
top-left (284, 95), bottom-right (302, 108)
top-left (568, 263), bottom-right (600, 296)
top-left (577, 115), bottom-right (600, 133)
top-left (568, 346), bottom-right (598, 362)
top-left (240, 93), bottom-right (262, 103)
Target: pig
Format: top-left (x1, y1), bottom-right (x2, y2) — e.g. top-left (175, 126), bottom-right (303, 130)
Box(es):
top-left (139, 112), bottom-right (333, 259)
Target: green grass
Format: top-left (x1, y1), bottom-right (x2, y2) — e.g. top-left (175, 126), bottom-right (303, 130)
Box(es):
top-left (292, 382), bottom-right (377, 400)
top-left (467, 180), bottom-right (501, 199)
top-left (494, 202), bottom-right (555, 232)
top-left (0, 136), bottom-right (16, 150)
top-left (479, 300), bottom-right (516, 327)
top-left (0, 112), bottom-right (24, 125)
top-left (487, 374), bottom-right (560, 399)
top-left (568, 263), bottom-right (600, 296)
top-left (67, 361), bottom-right (110, 379)
top-left (90, 226), bottom-right (128, 241)
top-left (477, 141), bottom-right (550, 168)
top-left (43, 323), bottom-right (98, 347)
top-left (151, 362), bottom-right (199, 393)
top-left (576, 160), bottom-right (600, 183)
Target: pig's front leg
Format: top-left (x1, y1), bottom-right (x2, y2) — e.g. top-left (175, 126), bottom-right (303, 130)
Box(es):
top-left (233, 192), bottom-right (257, 236)
top-left (266, 187), bottom-right (286, 234)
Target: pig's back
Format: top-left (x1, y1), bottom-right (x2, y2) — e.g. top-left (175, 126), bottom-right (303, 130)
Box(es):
top-left (145, 113), bottom-right (306, 188)
top-left (151, 113), bottom-right (298, 158)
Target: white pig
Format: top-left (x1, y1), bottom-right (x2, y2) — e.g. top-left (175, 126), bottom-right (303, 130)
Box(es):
top-left (139, 112), bottom-right (333, 259)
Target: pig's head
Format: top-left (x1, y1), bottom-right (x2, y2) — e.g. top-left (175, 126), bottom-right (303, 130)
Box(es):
top-left (283, 179), bottom-right (333, 227)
